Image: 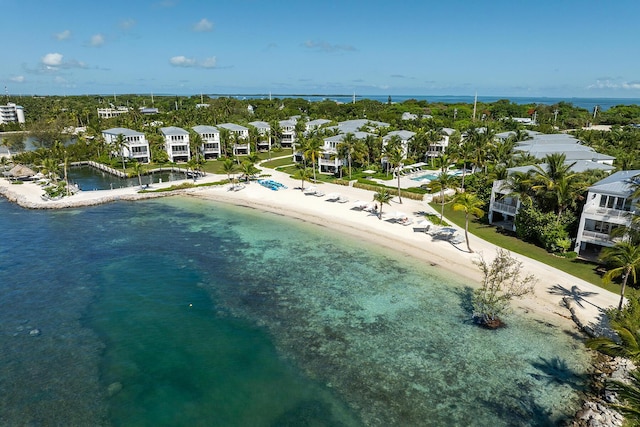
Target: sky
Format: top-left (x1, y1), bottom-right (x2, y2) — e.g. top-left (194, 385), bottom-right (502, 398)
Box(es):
top-left (3, 0), bottom-right (640, 98)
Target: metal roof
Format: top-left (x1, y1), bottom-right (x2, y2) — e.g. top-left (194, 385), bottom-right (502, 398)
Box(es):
top-left (160, 126), bottom-right (189, 136)
top-left (102, 127), bottom-right (144, 137)
top-left (192, 125), bottom-right (219, 134)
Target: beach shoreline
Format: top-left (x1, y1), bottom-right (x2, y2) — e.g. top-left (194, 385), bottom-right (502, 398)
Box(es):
top-left (0, 167), bottom-right (620, 334)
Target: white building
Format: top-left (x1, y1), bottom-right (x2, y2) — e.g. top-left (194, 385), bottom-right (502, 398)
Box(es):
top-left (319, 131), bottom-right (374, 174)
top-left (97, 107), bottom-right (130, 119)
top-left (217, 123), bottom-right (250, 156)
top-left (279, 119), bottom-right (297, 148)
top-left (248, 121), bottom-right (271, 152)
top-left (102, 127), bottom-right (150, 163)
top-left (426, 128), bottom-right (455, 159)
top-left (574, 170), bottom-right (640, 258)
top-left (0, 103), bottom-right (25, 124)
top-left (160, 126), bottom-right (190, 162)
top-left (382, 130), bottom-right (416, 159)
top-left (305, 118), bottom-right (331, 133)
top-left (192, 125), bottom-right (221, 159)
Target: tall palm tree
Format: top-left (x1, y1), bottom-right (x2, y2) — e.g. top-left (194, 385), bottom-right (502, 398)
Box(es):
top-left (113, 133), bottom-right (127, 171)
top-left (386, 145), bottom-right (405, 204)
top-left (452, 192), bottom-right (485, 253)
top-left (373, 188), bottom-right (393, 220)
top-left (219, 128), bottom-right (231, 157)
top-left (131, 160), bottom-right (144, 188)
top-left (600, 242), bottom-right (640, 310)
top-left (432, 170), bottom-right (456, 224)
top-left (269, 120), bottom-right (282, 150)
top-left (303, 135), bottom-right (323, 183)
top-left (338, 133), bottom-right (357, 180)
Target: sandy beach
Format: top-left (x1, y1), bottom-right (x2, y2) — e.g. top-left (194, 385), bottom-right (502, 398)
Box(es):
top-left (0, 165), bottom-right (620, 334)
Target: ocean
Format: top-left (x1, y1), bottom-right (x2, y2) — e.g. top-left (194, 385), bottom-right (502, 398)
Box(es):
top-left (214, 94), bottom-right (640, 112)
top-left (0, 195), bottom-right (592, 426)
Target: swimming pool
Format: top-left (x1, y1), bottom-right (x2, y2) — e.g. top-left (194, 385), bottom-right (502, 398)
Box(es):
top-left (410, 169), bottom-right (465, 183)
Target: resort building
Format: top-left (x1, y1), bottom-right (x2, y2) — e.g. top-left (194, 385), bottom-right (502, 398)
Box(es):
top-left (160, 126), bottom-right (190, 163)
top-left (319, 131), bottom-right (374, 174)
top-left (382, 130), bottom-right (416, 159)
top-left (330, 119), bottom-right (389, 134)
top-left (306, 119), bottom-right (331, 133)
top-left (139, 107), bottom-right (159, 115)
top-left (217, 123), bottom-right (250, 156)
top-left (248, 121), bottom-right (271, 152)
top-left (101, 127), bottom-right (150, 163)
top-left (97, 107), bottom-right (130, 119)
top-left (574, 170), bottom-right (640, 258)
top-left (426, 128), bottom-right (456, 160)
top-left (0, 102), bottom-right (25, 124)
top-left (192, 125), bottom-right (221, 159)
top-left (279, 119), bottom-right (297, 148)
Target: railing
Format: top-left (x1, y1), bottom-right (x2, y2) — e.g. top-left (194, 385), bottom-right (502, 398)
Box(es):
top-left (171, 150), bottom-right (189, 155)
top-left (583, 206), bottom-right (635, 219)
top-left (581, 230), bottom-right (616, 245)
top-left (491, 201), bottom-right (517, 214)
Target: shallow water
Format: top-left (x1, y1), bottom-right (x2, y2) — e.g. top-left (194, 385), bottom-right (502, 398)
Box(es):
top-left (0, 196), bottom-right (591, 426)
top-left (67, 165), bottom-right (188, 191)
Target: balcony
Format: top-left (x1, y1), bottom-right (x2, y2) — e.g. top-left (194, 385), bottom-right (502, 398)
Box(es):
top-left (580, 230), bottom-right (618, 246)
top-left (491, 201), bottom-right (517, 215)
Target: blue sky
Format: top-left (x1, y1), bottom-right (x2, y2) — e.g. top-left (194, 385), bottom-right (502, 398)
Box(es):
top-left (3, 0), bottom-right (640, 98)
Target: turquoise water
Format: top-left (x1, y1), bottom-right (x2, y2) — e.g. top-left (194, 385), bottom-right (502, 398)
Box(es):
top-left (0, 196), bottom-right (591, 426)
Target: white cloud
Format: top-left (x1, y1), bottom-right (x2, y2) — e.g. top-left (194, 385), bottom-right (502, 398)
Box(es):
top-left (120, 19), bottom-right (136, 30)
top-left (200, 57), bottom-right (217, 68)
top-left (90, 34), bottom-right (105, 47)
top-left (10, 75), bottom-right (25, 83)
top-left (169, 55), bottom-right (217, 68)
top-left (42, 53), bottom-right (63, 67)
top-left (55, 30), bottom-right (71, 41)
top-left (588, 79), bottom-right (640, 90)
top-left (193, 18), bottom-right (213, 32)
top-left (170, 56), bottom-right (197, 67)
top-left (303, 40), bottom-right (356, 53)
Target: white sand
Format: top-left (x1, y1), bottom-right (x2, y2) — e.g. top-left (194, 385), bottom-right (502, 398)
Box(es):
top-left (0, 166), bottom-right (620, 334)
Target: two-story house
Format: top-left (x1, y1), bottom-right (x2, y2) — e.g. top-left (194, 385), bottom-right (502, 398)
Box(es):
top-left (574, 170), bottom-right (640, 258)
top-left (217, 123), bottom-right (250, 156)
top-left (102, 127), bottom-right (150, 163)
top-left (192, 125), bottom-right (221, 159)
top-left (160, 126), bottom-right (190, 162)
top-left (248, 121), bottom-right (271, 152)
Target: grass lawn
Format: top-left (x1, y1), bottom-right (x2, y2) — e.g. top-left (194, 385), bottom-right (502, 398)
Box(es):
top-left (433, 202), bottom-right (620, 293)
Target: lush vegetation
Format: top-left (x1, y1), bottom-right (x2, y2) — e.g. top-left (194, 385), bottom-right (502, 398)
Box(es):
top-left (2, 94), bottom-right (639, 296)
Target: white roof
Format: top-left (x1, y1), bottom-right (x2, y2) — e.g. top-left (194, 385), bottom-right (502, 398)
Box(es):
top-left (160, 126), bottom-right (189, 136)
top-left (192, 125), bottom-right (219, 134)
top-left (217, 123), bottom-right (248, 132)
top-left (102, 127), bottom-right (144, 137)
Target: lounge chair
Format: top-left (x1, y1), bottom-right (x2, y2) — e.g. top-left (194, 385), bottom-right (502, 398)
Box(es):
top-left (314, 191), bottom-right (325, 197)
top-left (337, 195), bottom-right (349, 203)
top-left (325, 193), bottom-right (340, 201)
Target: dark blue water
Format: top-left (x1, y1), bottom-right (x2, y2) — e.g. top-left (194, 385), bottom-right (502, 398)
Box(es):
top-left (0, 195), bottom-right (593, 426)
top-left (212, 94), bottom-right (640, 111)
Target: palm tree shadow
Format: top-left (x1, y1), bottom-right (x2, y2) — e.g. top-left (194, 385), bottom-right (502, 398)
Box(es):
top-left (530, 356), bottom-right (586, 391)
top-left (547, 284), bottom-right (601, 310)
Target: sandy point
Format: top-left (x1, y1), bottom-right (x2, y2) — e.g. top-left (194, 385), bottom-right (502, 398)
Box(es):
top-left (0, 167), bottom-right (620, 334)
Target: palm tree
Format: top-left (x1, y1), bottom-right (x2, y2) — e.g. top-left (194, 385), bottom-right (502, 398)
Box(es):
top-left (131, 160), bottom-right (144, 188)
top-left (600, 242), bottom-right (640, 310)
top-left (373, 188), bottom-right (393, 220)
top-left (452, 192), bottom-right (485, 253)
top-left (269, 120), bottom-right (282, 150)
top-left (294, 166), bottom-right (312, 190)
top-left (240, 161), bottom-right (259, 182)
top-left (338, 133), bottom-right (357, 180)
top-left (303, 135), bottom-right (323, 183)
top-left (219, 128), bottom-right (231, 157)
top-left (385, 144), bottom-right (405, 204)
top-left (221, 158), bottom-right (238, 183)
top-left (113, 133), bottom-right (127, 171)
